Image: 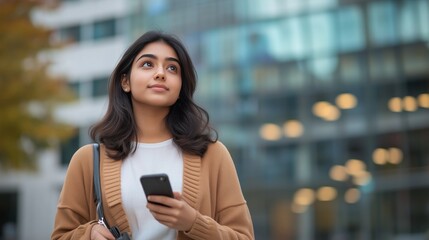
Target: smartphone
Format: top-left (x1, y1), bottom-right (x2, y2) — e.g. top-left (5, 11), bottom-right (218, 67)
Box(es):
top-left (140, 173), bottom-right (174, 203)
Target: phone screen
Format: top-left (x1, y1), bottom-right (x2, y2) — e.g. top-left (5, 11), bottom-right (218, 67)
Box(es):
top-left (140, 173), bottom-right (174, 199)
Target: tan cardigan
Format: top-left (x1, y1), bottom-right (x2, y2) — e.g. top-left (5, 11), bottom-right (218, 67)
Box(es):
top-left (51, 141), bottom-right (254, 239)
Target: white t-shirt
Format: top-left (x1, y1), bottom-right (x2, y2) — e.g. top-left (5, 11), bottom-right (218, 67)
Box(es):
top-left (121, 139), bottom-right (183, 240)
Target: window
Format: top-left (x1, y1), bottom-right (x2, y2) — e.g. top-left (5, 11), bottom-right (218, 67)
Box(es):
top-left (398, 0), bottom-right (420, 42)
top-left (368, 1), bottom-right (397, 46)
top-left (252, 65), bottom-right (280, 93)
top-left (279, 17), bottom-right (308, 60)
top-left (92, 76), bottom-right (109, 97)
top-left (282, 61), bottom-right (307, 90)
top-left (202, 31), bottom-right (221, 67)
top-left (401, 44), bottom-right (429, 77)
top-left (408, 129), bottom-right (429, 169)
top-left (339, 53), bottom-right (364, 83)
top-left (60, 129), bottom-right (79, 166)
top-left (337, 6), bottom-right (365, 52)
top-left (368, 48), bottom-right (398, 81)
top-left (314, 139), bottom-right (342, 179)
top-left (93, 19), bottom-right (116, 40)
top-left (0, 191), bottom-right (18, 240)
top-left (263, 145), bottom-right (298, 182)
top-left (307, 56), bottom-right (338, 84)
top-left (68, 82), bottom-right (80, 98)
top-left (58, 25), bottom-right (81, 43)
top-left (417, 0), bottom-right (429, 41)
top-left (308, 12), bottom-right (337, 55)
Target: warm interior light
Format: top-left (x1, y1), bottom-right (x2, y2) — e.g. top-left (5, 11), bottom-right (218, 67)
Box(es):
top-left (388, 147), bottom-right (403, 164)
top-left (352, 171), bottom-right (372, 186)
top-left (388, 97), bottom-right (402, 112)
top-left (372, 148), bottom-right (388, 165)
top-left (317, 186), bottom-right (337, 201)
top-left (329, 165), bottom-right (348, 181)
top-left (403, 96), bottom-right (418, 112)
top-left (336, 93), bottom-right (357, 109)
top-left (418, 93), bottom-right (429, 108)
top-left (283, 120), bottom-right (304, 138)
top-left (294, 188), bottom-right (315, 206)
top-left (345, 159), bottom-right (366, 176)
top-left (323, 105), bottom-right (341, 121)
top-left (259, 123), bottom-right (282, 141)
top-left (312, 101), bottom-right (331, 117)
top-left (344, 188), bottom-right (360, 204)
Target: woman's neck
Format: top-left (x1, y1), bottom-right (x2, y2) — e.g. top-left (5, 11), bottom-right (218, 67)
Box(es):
top-left (133, 105), bottom-right (172, 143)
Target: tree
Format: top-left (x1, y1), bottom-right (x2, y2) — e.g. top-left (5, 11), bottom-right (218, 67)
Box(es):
top-left (0, 0), bottom-right (74, 170)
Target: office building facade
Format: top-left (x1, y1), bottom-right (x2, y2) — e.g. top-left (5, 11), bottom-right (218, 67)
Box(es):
top-left (129, 0), bottom-right (429, 239)
top-left (1, 0), bottom-right (428, 239)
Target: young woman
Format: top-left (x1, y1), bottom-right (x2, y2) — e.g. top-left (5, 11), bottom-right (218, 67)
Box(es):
top-left (51, 31), bottom-right (254, 240)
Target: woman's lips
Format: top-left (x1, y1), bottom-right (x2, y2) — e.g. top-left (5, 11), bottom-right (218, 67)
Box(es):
top-left (148, 84), bottom-right (169, 91)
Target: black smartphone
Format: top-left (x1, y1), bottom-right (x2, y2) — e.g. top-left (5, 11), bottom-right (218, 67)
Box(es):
top-left (140, 173), bottom-right (174, 202)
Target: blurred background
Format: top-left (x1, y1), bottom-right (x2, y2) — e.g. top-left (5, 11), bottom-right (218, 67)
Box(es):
top-left (1, 0), bottom-right (429, 239)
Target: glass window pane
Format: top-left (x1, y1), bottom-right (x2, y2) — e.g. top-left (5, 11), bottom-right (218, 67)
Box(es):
top-left (308, 12), bottom-right (336, 55)
top-left (68, 81), bottom-right (80, 98)
top-left (399, 0), bottom-right (420, 42)
top-left (340, 53), bottom-right (364, 83)
top-left (246, 25), bottom-right (275, 63)
top-left (368, 1), bottom-right (397, 46)
top-left (263, 145), bottom-right (297, 182)
top-left (307, 56), bottom-right (338, 84)
top-left (60, 129), bottom-right (79, 166)
top-left (217, 68), bottom-right (237, 97)
top-left (92, 76), bottom-right (108, 97)
top-left (252, 65), bottom-right (280, 93)
top-left (282, 61), bottom-right (307, 90)
top-left (369, 49), bottom-right (398, 80)
top-left (409, 129), bottom-right (429, 169)
top-left (58, 25), bottom-right (81, 43)
top-left (401, 44), bottom-right (429, 77)
top-left (278, 17), bottom-right (308, 60)
top-left (93, 18), bottom-right (116, 40)
top-left (202, 31), bottom-right (221, 67)
top-left (219, 28), bottom-right (238, 66)
top-left (0, 192), bottom-right (18, 240)
top-left (418, 0), bottom-right (429, 40)
top-left (337, 6), bottom-right (365, 52)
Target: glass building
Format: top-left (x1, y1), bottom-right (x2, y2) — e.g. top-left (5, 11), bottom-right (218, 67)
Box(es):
top-left (127, 0), bottom-right (429, 239)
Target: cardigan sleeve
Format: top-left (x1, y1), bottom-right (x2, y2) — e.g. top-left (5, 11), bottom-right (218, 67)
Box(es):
top-left (184, 142), bottom-right (254, 240)
top-left (51, 144), bottom-right (98, 240)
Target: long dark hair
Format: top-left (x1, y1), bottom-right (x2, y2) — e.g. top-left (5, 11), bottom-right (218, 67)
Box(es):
top-left (90, 31), bottom-right (217, 160)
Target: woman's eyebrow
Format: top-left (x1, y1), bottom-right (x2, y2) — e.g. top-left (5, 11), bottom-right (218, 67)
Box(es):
top-left (136, 54), bottom-right (180, 64)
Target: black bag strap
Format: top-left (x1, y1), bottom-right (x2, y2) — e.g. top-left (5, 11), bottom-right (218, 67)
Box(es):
top-left (92, 143), bottom-right (130, 240)
top-left (92, 143), bottom-right (109, 228)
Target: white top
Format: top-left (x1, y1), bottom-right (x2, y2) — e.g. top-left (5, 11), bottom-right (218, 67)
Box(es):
top-left (121, 139), bottom-right (183, 240)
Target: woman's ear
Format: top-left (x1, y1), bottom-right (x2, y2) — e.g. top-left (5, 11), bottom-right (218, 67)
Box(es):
top-left (121, 74), bottom-right (130, 92)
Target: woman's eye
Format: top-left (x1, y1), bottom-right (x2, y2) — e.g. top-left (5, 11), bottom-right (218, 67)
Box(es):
top-left (142, 62), bottom-right (152, 68)
top-left (167, 65), bottom-right (177, 72)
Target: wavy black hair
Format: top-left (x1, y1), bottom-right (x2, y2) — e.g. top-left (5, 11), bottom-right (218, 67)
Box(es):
top-left (90, 31), bottom-right (217, 159)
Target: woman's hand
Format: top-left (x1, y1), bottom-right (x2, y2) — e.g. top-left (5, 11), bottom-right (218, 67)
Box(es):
top-left (91, 224), bottom-right (115, 240)
top-left (147, 192), bottom-right (197, 231)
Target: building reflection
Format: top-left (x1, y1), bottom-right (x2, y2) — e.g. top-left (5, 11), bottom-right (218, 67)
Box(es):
top-left (130, 0), bottom-right (429, 239)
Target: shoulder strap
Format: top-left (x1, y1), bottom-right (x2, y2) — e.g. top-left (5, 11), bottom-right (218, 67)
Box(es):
top-left (93, 143), bottom-right (129, 239)
top-left (93, 143), bottom-right (110, 229)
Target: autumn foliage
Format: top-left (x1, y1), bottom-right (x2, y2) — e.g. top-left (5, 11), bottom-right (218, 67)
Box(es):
top-left (0, 0), bottom-right (74, 169)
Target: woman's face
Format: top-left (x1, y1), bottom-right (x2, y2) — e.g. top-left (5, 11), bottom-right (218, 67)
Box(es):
top-left (122, 41), bottom-right (182, 109)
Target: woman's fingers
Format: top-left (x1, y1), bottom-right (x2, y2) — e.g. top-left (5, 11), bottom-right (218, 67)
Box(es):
top-left (91, 224), bottom-right (115, 240)
top-left (147, 192), bottom-right (197, 231)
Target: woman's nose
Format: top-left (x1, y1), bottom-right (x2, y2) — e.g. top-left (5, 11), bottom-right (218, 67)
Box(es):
top-left (154, 67), bottom-right (165, 80)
